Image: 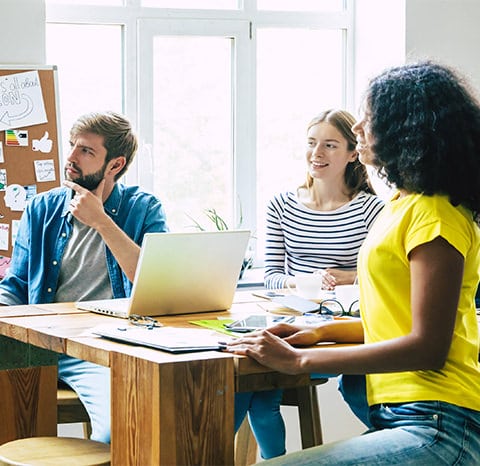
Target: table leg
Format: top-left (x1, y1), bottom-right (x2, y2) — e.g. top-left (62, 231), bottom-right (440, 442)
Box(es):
top-left (0, 336), bottom-right (58, 443)
top-left (111, 353), bottom-right (235, 465)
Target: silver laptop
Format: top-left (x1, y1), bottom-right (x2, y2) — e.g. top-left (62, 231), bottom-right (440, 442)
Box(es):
top-left (76, 229), bottom-right (250, 318)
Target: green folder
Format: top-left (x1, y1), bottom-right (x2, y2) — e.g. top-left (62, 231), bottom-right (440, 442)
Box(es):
top-left (189, 319), bottom-right (239, 337)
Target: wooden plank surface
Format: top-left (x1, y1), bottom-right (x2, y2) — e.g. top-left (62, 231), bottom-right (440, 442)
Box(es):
top-left (111, 352), bottom-right (234, 465)
top-left (0, 366), bottom-right (57, 443)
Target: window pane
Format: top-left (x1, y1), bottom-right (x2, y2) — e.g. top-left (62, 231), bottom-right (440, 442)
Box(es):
top-left (257, 0), bottom-right (343, 12)
top-left (256, 28), bottom-right (344, 259)
top-left (46, 0), bottom-right (123, 5)
top-left (152, 36), bottom-right (233, 232)
top-left (46, 24), bottom-right (123, 159)
top-left (142, 0), bottom-right (238, 9)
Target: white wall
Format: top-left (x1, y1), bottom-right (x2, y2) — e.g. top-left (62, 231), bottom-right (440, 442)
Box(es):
top-left (354, 0), bottom-right (406, 111)
top-left (0, 0), bottom-right (45, 64)
top-left (353, 0), bottom-right (480, 103)
top-left (406, 0), bottom-right (480, 93)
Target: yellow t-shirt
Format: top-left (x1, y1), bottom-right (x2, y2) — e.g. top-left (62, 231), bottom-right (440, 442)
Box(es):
top-left (358, 192), bottom-right (480, 410)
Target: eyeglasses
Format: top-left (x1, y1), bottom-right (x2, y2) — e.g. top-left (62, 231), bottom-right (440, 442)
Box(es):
top-left (128, 314), bottom-right (163, 329)
top-left (316, 299), bottom-right (360, 318)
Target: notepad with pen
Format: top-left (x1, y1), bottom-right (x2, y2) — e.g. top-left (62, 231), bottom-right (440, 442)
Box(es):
top-left (91, 324), bottom-right (227, 353)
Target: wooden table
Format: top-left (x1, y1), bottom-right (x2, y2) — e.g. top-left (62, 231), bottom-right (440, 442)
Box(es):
top-left (0, 291), bottom-right (311, 465)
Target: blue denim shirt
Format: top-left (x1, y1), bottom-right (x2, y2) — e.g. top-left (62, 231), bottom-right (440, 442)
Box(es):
top-left (0, 183), bottom-right (168, 305)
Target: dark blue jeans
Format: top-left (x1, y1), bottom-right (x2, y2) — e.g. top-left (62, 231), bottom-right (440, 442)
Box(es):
top-left (261, 400), bottom-right (480, 465)
top-left (235, 389), bottom-right (286, 459)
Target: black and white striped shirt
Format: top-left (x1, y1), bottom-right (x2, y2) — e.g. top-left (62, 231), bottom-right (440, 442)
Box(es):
top-left (264, 191), bottom-right (384, 289)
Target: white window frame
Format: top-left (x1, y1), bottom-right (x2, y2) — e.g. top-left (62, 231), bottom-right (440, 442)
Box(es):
top-left (136, 18), bottom-right (255, 228)
top-left (46, 0), bottom-right (355, 262)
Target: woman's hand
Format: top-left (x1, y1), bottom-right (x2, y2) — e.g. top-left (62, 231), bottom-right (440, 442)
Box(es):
top-left (226, 329), bottom-right (304, 374)
top-left (321, 269), bottom-right (357, 289)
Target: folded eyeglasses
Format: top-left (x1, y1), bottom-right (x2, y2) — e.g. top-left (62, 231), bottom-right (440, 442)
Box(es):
top-left (313, 299), bottom-right (360, 318)
top-left (128, 314), bottom-right (163, 329)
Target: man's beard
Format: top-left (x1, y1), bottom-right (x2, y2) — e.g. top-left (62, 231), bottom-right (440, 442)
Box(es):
top-left (65, 163), bottom-right (107, 191)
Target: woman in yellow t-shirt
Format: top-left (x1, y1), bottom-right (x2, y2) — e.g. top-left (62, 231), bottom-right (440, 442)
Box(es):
top-left (227, 61), bottom-right (480, 465)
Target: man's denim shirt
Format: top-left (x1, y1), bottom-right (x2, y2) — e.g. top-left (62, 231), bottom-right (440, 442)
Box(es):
top-left (0, 183), bottom-right (168, 305)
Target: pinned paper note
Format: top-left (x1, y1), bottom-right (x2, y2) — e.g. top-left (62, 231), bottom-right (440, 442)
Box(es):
top-left (0, 255), bottom-right (10, 278)
top-left (34, 159), bottom-right (55, 182)
top-left (11, 219), bottom-right (20, 245)
top-left (0, 141), bottom-right (4, 163)
top-left (0, 169), bottom-right (6, 190)
top-left (32, 131), bottom-right (53, 153)
top-left (0, 223), bottom-right (8, 250)
top-left (0, 70), bottom-right (47, 130)
top-left (4, 184), bottom-right (26, 211)
top-left (5, 129), bottom-right (28, 146)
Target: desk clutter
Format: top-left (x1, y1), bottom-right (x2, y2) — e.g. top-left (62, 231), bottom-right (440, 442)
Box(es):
top-left (88, 289), bottom-right (343, 353)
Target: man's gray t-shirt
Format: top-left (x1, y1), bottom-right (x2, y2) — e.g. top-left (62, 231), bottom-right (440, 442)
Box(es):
top-left (54, 218), bottom-right (113, 303)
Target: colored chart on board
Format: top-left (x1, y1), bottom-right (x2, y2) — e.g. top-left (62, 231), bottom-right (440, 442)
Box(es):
top-left (5, 129), bottom-right (28, 146)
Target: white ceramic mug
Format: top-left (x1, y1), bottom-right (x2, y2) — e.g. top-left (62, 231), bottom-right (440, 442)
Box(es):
top-left (334, 284), bottom-right (360, 312)
top-left (287, 273), bottom-right (324, 300)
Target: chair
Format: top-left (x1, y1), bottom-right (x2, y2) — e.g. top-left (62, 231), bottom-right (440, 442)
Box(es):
top-left (235, 416), bottom-right (258, 466)
top-left (57, 381), bottom-right (92, 438)
top-left (0, 437), bottom-right (110, 465)
top-left (281, 381), bottom-right (324, 448)
top-left (234, 378), bottom-right (327, 466)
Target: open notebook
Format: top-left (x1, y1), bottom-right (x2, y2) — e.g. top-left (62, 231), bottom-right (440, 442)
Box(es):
top-left (76, 230), bottom-right (250, 318)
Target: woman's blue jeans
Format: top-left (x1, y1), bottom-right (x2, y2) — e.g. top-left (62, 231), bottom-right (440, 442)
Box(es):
top-left (259, 400), bottom-right (480, 465)
top-left (235, 390), bottom-right (286, 459)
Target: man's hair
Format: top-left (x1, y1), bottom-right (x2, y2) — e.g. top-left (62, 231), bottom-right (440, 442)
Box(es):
top-left (366, 61), bottom-right (480, 217)
top-left (299, 108), bottom-right (375, 196)
top-left (70, 111), bottom-right (138, 180)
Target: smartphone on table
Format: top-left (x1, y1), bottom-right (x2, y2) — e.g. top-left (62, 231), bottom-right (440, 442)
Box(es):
top-left (224, 315), bottom-right (295, 333)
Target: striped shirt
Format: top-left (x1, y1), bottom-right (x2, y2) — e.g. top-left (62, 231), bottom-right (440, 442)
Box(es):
top-left (264, 191), bottom-right (385, 289)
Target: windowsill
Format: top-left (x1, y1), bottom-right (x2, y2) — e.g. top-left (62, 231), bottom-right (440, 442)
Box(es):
top-left (237, 267), bottom-right (264, 289)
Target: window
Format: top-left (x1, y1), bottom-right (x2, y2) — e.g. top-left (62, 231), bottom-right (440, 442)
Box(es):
top-left (49, 0), bottom-right (123, 4)
top-left (48, 0), bottom-right (123, 4)
top-left (45, 23), bottom-right (123, 160)
top-left (147, 33), bottom-right (235, 229)
top-left (142, 0), bottom-right (238, 9)
top-left (257, 0), bottom-right (343, 12)
top-left (45, 1), bottom-right (356, 265)
top-left (256, 27), bottom-right (344, 257)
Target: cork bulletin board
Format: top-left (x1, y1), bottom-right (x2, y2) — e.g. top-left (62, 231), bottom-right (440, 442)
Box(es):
top-left (0, 65), bottom-right (61, 277)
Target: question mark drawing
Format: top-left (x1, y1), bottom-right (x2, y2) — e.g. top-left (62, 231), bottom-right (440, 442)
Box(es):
top-left (4, 184), bottom-right (27, 211)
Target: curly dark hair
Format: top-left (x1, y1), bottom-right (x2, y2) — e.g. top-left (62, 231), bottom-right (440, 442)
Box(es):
top-left (366, 61), bottom-right (480, 219)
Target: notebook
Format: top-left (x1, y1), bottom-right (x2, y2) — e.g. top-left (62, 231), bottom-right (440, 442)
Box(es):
top-left (76, 229), bottom-right (250, 318)
top-left (91, 324), bottom-right (227, 353)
